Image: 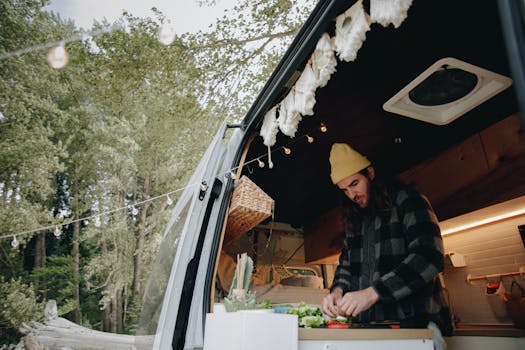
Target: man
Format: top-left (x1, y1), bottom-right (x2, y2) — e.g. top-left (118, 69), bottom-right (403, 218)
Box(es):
top-left (321, 143), bottom-right (453, 348)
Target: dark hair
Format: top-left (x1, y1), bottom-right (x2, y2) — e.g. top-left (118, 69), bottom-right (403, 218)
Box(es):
top-left (340, 167), bottom-right (405, 232)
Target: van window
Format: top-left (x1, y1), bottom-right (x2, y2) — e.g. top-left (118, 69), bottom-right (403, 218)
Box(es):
top-left (136, 199), bottom-right (191, 335)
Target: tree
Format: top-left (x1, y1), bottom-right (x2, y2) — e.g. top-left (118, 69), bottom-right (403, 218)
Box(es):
top-left (0, 0), bottom-right (74, 302)
top-left (186, 0), bottom-right (317, 119)
top-left (0, 0), bottom-right (317, 342)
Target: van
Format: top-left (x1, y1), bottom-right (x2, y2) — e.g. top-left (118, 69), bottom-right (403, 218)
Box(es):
top-left (137, 0), bottom-right (525, 349)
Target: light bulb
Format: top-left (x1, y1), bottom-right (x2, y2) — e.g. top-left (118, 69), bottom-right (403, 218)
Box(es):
top-left (283, 147), bottom-right (291, 155)
top-left (54, 225), bottom-right (62, 238)
top-left (268, 160), bottom-right (274, 169)
top-left (320, 122), bottom-right (327, 133)
top-left (230, 171), bottom-right (236, 179)
top-left (47, 45), bottom-right (68, 69)
top-left (157, 23), bottom-right (176, 45)
top-left (131, 206), bottom-right (139, 216)
top-left (306, 135), bottom-right (314, 143)
top-left (11, 235), bottom-right (19, 249)
top-left (166, 195), bottom-right (173, 206)
top-left (94, 216), bottom-right (101, 228)
top-left (257, 158), bottom-right (265, 168)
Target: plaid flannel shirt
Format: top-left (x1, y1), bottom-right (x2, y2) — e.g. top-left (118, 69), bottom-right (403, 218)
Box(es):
top-left (331, 185), bottom-right (453, 335)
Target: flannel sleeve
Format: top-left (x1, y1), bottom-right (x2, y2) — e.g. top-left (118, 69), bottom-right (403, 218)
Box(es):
top-left (372, 189), bottom-right (444, 303)
top-left (330, 235), bottom-right (354, 293)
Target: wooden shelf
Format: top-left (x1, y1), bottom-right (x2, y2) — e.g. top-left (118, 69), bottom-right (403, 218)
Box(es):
top-left (453, 324), bottom-right (525, 337)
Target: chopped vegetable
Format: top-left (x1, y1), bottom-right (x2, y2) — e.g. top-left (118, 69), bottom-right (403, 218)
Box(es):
top-left (256, 299), bottom-right (274, 309)
top-left (300, 315), bottom-right (325, 328)
top-left (326, 320), bottom-right (350, 329)
top-left (286, 302), bottom-right (323, 327)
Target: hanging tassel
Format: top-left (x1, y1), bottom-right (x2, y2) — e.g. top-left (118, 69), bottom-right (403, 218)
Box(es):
top-left (333, 0), bottom-right (371, 62)
top-left (267, 145), bottom-right (274, 169)
top-left (370, 0), bottom-right (413, 28)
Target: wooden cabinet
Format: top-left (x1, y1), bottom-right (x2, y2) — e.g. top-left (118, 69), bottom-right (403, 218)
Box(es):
top-left (303, 206), bottom-right (345, 264)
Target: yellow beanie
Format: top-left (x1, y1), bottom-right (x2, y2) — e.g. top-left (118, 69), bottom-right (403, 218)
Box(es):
top-left (329, 143), bottom-right (371, 184)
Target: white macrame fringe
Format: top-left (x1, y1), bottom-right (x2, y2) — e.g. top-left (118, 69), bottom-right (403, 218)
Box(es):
top-left (259, 106), bottom-right (279, 147)
top-left (259, 1), bottom-right (412, 150)
top-left (278, 91), bottom-right (302, 138)
top-left (311, 33), bottom-right (337, 88)
top-left (333, 0), bottom-right (370, 62)
top-left (370, 0), bottom-right (413, 28)
top-left (293, 64), bottom-right (317, 116)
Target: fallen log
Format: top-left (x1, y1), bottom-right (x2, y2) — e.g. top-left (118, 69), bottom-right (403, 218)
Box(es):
top-left (18, 301), bottom-right (154, 350)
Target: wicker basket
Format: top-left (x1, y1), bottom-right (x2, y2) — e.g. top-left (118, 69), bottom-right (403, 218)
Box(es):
top-left (224, 176), bottom-right (274, 245)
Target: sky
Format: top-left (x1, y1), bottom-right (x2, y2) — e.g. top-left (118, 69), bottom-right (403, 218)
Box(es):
top-left (43, 0), bottom-right (238, 33)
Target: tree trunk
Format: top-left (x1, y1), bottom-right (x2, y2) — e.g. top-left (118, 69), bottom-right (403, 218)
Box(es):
top-left (101, 240), bottom-right (110, 332)
top-left (72, 218), bottom-right (81, 323)
top-left (34, 233), bottom-right (45, 269)
top-left (34, 232), bottom-right (46, 300)
top-left (72, 176), bottom-right (81, 324)
top-left (116, 288), bottom-right (123, 333)
top-left (131, 174), bottom-right (150, 303)
top-left (111, 296), bottom-right (118, 333)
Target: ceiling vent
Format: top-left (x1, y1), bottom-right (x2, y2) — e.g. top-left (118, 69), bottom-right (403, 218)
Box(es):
top-left (383, 57), bottom-right (513, 125)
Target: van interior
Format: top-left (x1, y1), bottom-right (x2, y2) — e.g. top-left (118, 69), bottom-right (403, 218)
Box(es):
top-left (215, 0), bottom-right (525, 341)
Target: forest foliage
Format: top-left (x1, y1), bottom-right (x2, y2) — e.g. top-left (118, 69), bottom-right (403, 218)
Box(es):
top-left (0, 0), bottom-right (315, 343)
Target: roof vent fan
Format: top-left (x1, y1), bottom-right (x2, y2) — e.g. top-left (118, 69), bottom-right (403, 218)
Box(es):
top-left (383, 57), bottom-right (513, 125)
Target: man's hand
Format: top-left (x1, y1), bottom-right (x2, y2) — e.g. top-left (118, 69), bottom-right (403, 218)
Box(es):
top-left (321, 288), bottom-right (343, 318)
top-left (337, 286), bottom-right (379, 317)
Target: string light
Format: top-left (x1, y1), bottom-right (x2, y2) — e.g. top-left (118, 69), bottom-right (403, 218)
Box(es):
top-left (0, 24), bottom-right (117, 61)
top-left (47, 44), bottom-right (68, 69)
top-left (0, 184), bottom-right (195, 242)
top-left (94, 215), bottom-right (102, 228)
top-left (157, 22), bottom-right (176, 45)
top-left (306, 135), bottom-right (314, 143)
top-left (320, 122), bottom-right (327, 133)
top-left (283, 147), bottom-right (291, 155)
top-left (11, 235), bottom-right (19, 249)
top-left (2, 121), bottom-right (327, 242)
top-left (54, 225), bottom-right (62, 238)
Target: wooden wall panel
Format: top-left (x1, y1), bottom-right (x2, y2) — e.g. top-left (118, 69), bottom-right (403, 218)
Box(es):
top-left (303, 206), bottom-right (344, 264)
top-left (480, 114), bottom-right (525, 169)
top-left (400, 113), bottom-right (525, 221)
top-left (400, 134), bottom-right (488, 205)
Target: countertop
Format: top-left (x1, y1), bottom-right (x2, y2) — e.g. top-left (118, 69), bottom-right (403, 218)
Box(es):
top-left (299, 328), bottom-right (434, 340)
top-left (297, 324), bottom-right (525, 340)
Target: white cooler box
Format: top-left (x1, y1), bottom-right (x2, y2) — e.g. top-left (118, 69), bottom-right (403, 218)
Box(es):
top-left (203, 311), bottom-right (298, 350)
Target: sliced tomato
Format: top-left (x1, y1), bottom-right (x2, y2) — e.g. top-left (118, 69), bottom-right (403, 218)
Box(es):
top-left (325, 321), bottom-right (350, 329)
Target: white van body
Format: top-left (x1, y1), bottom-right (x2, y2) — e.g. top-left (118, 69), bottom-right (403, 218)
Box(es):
top-left (136, 1), bottom-right (525, 349)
